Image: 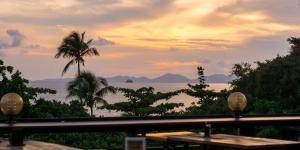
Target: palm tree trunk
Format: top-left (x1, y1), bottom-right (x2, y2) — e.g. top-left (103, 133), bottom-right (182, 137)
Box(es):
top-left (77, 62), bottom-right (80, 75)
top-left (77, 61), bottom-right (82, 105)
top-left (90, 106), bottom-right (93, 116)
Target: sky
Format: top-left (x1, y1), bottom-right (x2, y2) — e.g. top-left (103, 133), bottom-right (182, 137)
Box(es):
top-left (0, 0), bottom-right (299, 80)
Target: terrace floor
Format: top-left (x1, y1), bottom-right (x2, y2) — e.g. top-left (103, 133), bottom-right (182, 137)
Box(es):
top-left (0, 139), bottom-right (80, 150)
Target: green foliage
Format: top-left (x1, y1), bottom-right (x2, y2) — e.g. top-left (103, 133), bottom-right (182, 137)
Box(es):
top-left (102, 87), bottom-right (184, 116)
top-left (55, 31), bottom-right (99, 75)
top-left (185, 89), bottom-right (230, 115)
top-left (229, 37), bottom-right (300, 139)
top-left (183, 66), bottom-right (229, 115)
top-left (231, 37), bottom-right (300, 113)
top-left (30, 99), bottom-right (89, 118)
top-left (0, 59), bottom-right (56, 117)
top-left (1, 56), bottom-right (126, 149)
top-left (67, 71), bottom-right (116, 116)
top-left (3, 37), bottom-right (300, 148)
top-left (248, 99), bottom-right (282, 114)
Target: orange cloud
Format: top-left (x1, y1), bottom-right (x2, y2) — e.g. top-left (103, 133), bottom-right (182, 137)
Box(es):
top-left (26, 51), bottom-right (52, 56)
top-left (92, 52), bottom-right (133, 60)
top-left (154, 60), bottom-right (199, 69)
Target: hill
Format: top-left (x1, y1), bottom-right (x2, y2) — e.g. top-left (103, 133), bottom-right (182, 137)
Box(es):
top-left (30, 73), bottom-right (234, 83)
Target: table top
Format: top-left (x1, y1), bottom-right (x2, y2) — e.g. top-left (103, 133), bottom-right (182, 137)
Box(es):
top-left (167, 134), bottom-right (300, 149)
top-left (146, 131), bottom-right (195, 141)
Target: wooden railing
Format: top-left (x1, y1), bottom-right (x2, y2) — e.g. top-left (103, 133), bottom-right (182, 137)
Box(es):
top-left (2, 114), bottom-right (300, 146)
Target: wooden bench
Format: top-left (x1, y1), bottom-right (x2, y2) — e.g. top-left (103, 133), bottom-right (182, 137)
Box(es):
top-left (146, 132), bottom-right (300, 150)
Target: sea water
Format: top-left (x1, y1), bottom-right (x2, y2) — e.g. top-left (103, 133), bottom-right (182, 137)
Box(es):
top-left (29, 82), bottom-right (229, 116)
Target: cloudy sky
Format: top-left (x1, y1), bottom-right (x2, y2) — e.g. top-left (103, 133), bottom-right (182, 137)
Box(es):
top-left (0, 0), bottom-right (299, 80)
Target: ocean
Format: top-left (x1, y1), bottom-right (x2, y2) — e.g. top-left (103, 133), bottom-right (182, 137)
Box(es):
top-left (29, 82), bottom-right (229, 116)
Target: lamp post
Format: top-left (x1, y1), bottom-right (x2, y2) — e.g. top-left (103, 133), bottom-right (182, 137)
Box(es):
top-left (227, 92), bottom-right (247, 119)
top-left (0, 93), bottom-right (24, 146)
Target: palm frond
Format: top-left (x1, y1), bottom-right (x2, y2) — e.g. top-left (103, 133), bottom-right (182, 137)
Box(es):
top-left (94, 97), bottom-right (108, 106)
top-left (86, 39), bottom-right (93, 45)
top-left (96, 86), bottom-right (117, 97)
top-left (81, 47), bottom-right (99, 57)
top-left (98, 77), bottom-right (108, 87)
top-left (81, 32), bottom-right (86, 44)
top-left (55, 31), bottom-right (100, 76)
top-left (62, 59), bottom-right (75, 75)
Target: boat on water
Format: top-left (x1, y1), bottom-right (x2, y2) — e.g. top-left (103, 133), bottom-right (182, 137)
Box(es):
top-left (125, 79), bottom-right (133, 83)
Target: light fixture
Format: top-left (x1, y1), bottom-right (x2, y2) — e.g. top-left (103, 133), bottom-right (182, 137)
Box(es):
top-left (0, 93), bottom-right (24, 122)
top-left (227, 92), bottom-right (247, 118)
top-left (0, 93), bottom-right (25, 146)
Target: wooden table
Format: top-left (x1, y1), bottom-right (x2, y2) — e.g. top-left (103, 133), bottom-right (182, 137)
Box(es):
top-left (146, 131), bottom-right (195, 141)
top-left (146, 131), bottom-right (197, 149)
top-left (167, 134), bottom-right (300, 150)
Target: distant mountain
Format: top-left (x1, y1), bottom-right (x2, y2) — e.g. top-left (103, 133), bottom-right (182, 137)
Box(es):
top-left (193, 74), bottom-right (234, 83)
top-left (30, 73), bottom-right (234, 84)
top-left (152, 73), bottom-right (191, 83)
top-left (105, 75), bottom-right (151, 83)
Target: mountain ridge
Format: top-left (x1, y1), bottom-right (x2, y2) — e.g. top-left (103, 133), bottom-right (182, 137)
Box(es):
top-left (30, 73), bottom-right (234, 83)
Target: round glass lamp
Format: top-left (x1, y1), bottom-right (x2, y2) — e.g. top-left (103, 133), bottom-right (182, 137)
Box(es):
top-left (0, 93), bottom-right (24, 122)
top-left (227, 92), bottom-right (247, 118)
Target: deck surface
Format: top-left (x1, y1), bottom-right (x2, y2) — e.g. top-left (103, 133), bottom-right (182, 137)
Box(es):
top-left (168, 134), bottom-right (300, 149)
top-left (0, 139), bottom-right (80, 150)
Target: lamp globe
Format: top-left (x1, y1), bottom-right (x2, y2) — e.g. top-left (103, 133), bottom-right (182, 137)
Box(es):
top-left (227, 92), bottom-right (247, 118)
top-left (0, 93), bottom-right (24, 116)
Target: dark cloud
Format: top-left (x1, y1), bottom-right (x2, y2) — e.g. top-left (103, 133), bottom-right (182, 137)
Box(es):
top-left (0, 29), bottom-right (25, 49)
top-left (138, 38), bottom-right (233, 43)
top-left (0, 0), bottom-right (174, 26)
top-left (232, 34), bottom-right (292, 62)
top-left (93, 37), bottom-right (115, 46)
top-left (220, 0), bottom-right (300, 24)
top-left (201, 0), bottom-right (300, 26)
top-left (0, 29), bottom-right (40, 57)
top-left (0, 50), bottom-right (4, 57)
top-left (24, 44), bottom-right (40, 49)
top-left (0, 40), bottom-right (10, 49)
top-left (169, 47), bottom-right (180, 51)
top-left (200, 59), bottom-right (211, 64)
top-left (6, 29), bottom-right (25, 47)
top-left (77, 0), bottom-right (121, 5)
top-left (139, 38), bottom-right (234, 49)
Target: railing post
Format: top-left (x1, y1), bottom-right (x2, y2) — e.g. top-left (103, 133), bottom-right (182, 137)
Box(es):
top-left (9, 128), bottom-right (25, 146)
top-left (204, 123), bottom-right (211, 137)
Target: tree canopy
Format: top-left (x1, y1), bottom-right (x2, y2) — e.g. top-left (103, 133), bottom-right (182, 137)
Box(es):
top-left (55, 31), bottom-right (99, 76)
top-left (67, 71), bottom-right (116, 116)
top-left (231, 37), bottom-right (300, 113)
top-left (102, 87), bottom-right (184, 116)
top-left (0, 59), bottom-right (57, 117)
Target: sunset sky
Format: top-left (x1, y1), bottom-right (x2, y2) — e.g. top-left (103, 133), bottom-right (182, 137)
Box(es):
top-left (0, 0), bottom-right (299, 80)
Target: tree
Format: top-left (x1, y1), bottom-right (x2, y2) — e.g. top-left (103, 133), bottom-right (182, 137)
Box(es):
top-left (0, 59), bottom-right (56, 117)
top-left (102, 87), bottom-right (184, 116)
top-left (230, 37), bottom-right (300, 112)
top-left (184, 66), bottom-right (221, 104)
top-left (196, 66), bottom-right (206, 85)
top-left (181, 66), bottom-right (230, 115)
top-left (55, 31), bottom-right (99, 76)
top-left (67, 71), bottom-right (116, 116)
top-left (0, 59), bottom-right (123, 149)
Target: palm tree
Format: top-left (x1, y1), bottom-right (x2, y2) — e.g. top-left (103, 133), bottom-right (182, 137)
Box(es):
top-left (55, 31), bottom-right (99, 76)
top-left (67, 71), bottom-right (116, 116)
